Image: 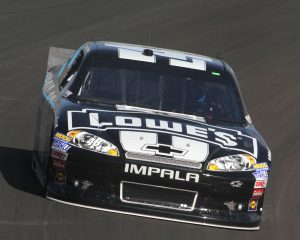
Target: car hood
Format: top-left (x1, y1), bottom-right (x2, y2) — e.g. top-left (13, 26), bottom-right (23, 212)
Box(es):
top-left (57, 101), bottom-right (265, 166)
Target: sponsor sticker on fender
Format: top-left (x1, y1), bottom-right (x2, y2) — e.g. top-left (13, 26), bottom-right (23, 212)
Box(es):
top-left (54, 132), bottom-right (72, 142)
top-left (52, 139), bottom-right (71, 152)
top-left (252, 170), bottom-right (268, 180)
top-left (254, 162), bottom-right (269, 170)
top-left (53, 159), bottom-right (66, 169)
top-left (252, 188), bottom-right (264, 197)
top-left (254, 179), bottom-right (268, 188)
top-left (51, 149), bottom-right (68, 161)
top-left (248, 199), bottom-right (258, 212)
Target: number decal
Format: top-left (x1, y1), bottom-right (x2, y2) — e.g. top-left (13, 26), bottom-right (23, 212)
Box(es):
top-left (170, 58), bottom-right (206, 71)
top-left (119, 48), bottom-right (155, 63)
top-left (106, 43), bottom-right (209, 71)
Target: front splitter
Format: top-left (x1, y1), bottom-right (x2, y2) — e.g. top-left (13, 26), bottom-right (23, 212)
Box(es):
top-left (46, 187), bottom-right (260, 231)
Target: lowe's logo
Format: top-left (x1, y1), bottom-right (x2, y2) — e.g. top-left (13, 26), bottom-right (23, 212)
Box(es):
top-left (124, 163), bottom-right (199, 183)
top-left (68, 108), bottom-right (258, 157)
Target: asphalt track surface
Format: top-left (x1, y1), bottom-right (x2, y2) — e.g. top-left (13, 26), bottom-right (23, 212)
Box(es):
top-left (0, 0), bottom-right (299, 239)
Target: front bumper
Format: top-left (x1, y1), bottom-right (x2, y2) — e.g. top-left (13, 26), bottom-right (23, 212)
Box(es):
top-left (47, 147), bottom-right (264, 230)
top-left (46, 180), bottom-right (261, 230)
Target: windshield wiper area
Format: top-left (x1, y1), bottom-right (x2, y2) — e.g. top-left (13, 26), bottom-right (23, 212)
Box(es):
top-left (116, 104), bottom-right (206, 123)
top-left (206, 117), bottom-right (243, 125)
top-left (77, 97), bottom-right (116, 107)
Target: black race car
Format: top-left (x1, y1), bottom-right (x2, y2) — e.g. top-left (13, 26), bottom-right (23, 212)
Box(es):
top-left (32, 42), bottom-right (271, 230)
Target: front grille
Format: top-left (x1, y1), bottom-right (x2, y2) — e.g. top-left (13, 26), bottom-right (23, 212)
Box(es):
top-left (125, 152), bottom-right (202, 169)
top-left (120, 181), bottom-right (198, 211)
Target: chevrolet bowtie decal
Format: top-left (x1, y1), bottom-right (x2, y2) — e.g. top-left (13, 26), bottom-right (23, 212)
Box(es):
top-left (144, 144), bottom-right (185, 157)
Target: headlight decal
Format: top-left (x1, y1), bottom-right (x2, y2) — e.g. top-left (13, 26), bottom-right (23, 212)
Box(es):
top-left (67, 130), bottom-right (119, 157)
top-left (206, 154), bottom-right (256, 172)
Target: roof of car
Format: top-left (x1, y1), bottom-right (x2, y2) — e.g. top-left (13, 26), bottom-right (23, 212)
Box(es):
top-left (81, 41), bottom-right (227, 74)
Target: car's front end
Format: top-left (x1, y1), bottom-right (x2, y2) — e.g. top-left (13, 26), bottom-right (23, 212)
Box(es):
top-left (46, 103), bottom-right (270, 230)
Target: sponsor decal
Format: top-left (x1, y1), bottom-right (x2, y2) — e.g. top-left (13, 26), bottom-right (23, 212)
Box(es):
top-left (245, 115), bottom-right (252, 124)
top-left (55, 171), bottom-right (66, 183)
top-left (268, 148), bottom-right (272, 161)
top-left (230, 180), bottom-right (243, 188)
top-left (252, 170), bottom-right (268, 180)
top-left (254, 179), bottom-right (268, 188)
top-left (54, 132), bottom-right (72, 142)
top-left (53, 159), bottom-right (66, 169)
top-left (143, 143), bottom-right (186, 157)
top-left (68, 109), bottom-right (258, 157)
top-left (51, 149), bottom-right (68, 161)
top-left (81, 180), bottom-right (93, 190)
top-left (254, 162), bottom-right (269, 170)
top-left (124, 163), bottom-right (199, 183)
top-left (248, 199), bottom-right (258, 212)
top-left (52, 139), bottom-right (71, 152)
top-left (252, 188), bottom-right (264, 197)
top-left (224, 201), bottom-right (237, 211)
top-left (63, 90), bottom-right (73, 97)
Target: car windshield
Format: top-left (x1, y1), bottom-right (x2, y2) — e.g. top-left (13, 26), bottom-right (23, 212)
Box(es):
top-left (76, 58), bottom-right (244, 123)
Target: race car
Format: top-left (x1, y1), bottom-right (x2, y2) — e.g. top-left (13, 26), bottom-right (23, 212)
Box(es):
top-left (32, 41), bottom-right (271, 230)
